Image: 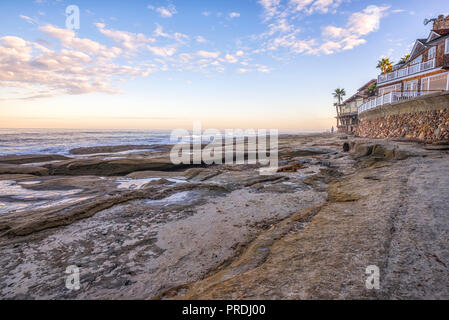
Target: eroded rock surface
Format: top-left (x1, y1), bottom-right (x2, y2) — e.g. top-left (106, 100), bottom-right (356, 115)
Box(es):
top-left (0, 133), bottom-right (448, 300)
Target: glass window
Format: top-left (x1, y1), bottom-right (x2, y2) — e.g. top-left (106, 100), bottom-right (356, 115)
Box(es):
top-left (421, 78), bottom-right (429, 93)
top-left (429, 73), bottom-right (448, 92)
top-left (422, 73), bottom-right (448, 93)
top-left (428, 47), bottom-right (436, 59)
top-left (410, 55), bottom-right (422, 65)
top-left (379, 84), bottom-right (400, 96)
top-left (446, 39), bottom-right (449, 54)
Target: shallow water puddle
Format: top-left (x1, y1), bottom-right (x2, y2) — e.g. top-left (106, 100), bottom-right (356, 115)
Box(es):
top-left (145, 191), bottom-right (193, 206)
top-left (0, 180), bottom-right (85, 214)
top-left (18, 181), bottom-right (41, 185)
top-left (0, 180), bottom-right (82, 199)
top-left (116, 177), bottom-right (186, 190)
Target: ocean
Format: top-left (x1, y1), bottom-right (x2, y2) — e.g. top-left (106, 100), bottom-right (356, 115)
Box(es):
top-left (0, 128), bottom-right (318, 156)
top-left (0, 129), bottom-right (173, 156)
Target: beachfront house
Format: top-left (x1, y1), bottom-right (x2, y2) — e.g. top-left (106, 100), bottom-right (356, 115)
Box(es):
top-left (337, 79), bottom-right (376, 133)
top-left (359, 15), bottom-right (449, 114)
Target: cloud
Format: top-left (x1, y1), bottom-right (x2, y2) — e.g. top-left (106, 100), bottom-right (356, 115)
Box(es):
top-left (229, 12), bottom-right (241, 19)
top-left (201, 11), bottom-right (211, 17)
top-left (153, 23), bottom-right (189, 44)
top-left (196, 36), bottom-right (207, 43)
top-left (19, 14), bottom-right (38, 25)
top-left (0, 26), bottom-right (155, 99)
top-left (267, 18), bottom-right (294, 35)
top-left (224, 54), bottom-right (238, 63)
top-left (196, 50), bottom-right (221, 59)
top-left (257, 65), bottom-right (271, 73)
top-left (290, 0), bottom-right (344, 14)
top-left (259, 0), bottom-right (281, 21)
top-left (237, 68), bottom-right (250, 73)
top-left (148, 4), bottom-right (177, 18)
top-left (290, 0), bottom-right (314, 12)
top-left (259, 3), bottom-right (389, 56)
top-left (318, 5), bottom-right (390, 54)
top-left (147, 46), bottom-right (177, 57)
top-left (95, 23), bottom-right (155, 52)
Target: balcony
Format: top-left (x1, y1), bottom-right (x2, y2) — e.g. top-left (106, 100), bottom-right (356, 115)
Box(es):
top-left (358, 91), bottom-right (434, 114)
top-left (377, 58), bottom-right (435, 84)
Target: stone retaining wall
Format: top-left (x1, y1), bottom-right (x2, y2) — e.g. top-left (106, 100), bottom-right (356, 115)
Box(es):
top-left (356, 92), bottom-right (449, 141)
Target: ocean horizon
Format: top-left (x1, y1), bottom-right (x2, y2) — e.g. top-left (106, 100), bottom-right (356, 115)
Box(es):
top-left (0, 128), bottom-right (325, 156)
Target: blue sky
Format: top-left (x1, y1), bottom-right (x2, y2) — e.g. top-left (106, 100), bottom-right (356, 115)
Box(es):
top-left (0, 0), bottom-right (447, 130)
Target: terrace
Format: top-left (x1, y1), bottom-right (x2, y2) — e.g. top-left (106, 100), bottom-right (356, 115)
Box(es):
top-left (377, 58), bottom-right (436, 84)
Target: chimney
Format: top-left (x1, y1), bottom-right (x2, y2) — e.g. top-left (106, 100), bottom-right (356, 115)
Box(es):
top-left (433, 15), bottom-right (449, 32)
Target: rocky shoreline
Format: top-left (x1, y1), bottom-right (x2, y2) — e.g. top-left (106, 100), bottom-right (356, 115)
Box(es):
top-left (0, 133), bottom-right (448, 299)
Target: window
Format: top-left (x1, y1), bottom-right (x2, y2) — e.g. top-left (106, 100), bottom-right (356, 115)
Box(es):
top-left (410, 55), bottom-right (422, 65)
top-left (379, 84), bottom-right (401, 96)
top-left (446, 38), bottom-right (449, 54)
top-left (421, 72), bottom-right (449, 94)
top-left (428, 46), bottom-right (436, 59)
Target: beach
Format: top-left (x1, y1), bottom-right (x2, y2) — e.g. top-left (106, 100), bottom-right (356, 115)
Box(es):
top-left (0, 133), bottom-right (448, 299)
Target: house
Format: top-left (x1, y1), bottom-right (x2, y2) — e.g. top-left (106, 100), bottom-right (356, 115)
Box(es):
top-left (337, 79), bottom-right (376, 133)
top-left (359, 15), bottom-right (449, 114)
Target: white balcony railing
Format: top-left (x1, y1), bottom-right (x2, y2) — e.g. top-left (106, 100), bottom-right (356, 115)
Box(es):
top-left (358, 90), bottom-right (440, 114)
top-left (377, 58), bottom-right (435, 84)
top-left (358, 92), bottom-right (409, 114)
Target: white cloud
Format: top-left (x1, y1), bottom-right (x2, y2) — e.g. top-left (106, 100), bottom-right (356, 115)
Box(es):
top-left (259, 3), bottom-right (390, 56)
top-left (291, 0), bottom-right (344, 14)
top-left (201, 11), bottom-right (211, 17)
top-left (0, 26), bottom-right (155, 99)
top-left (96, 23), bottom-right (155, 52)
top-left (257, 65), bottom-right (271, 73)
top-left (196, 36), bottom-right (207, 43)
top-left (267, 18), bottom-right (294, 35)
top-left (229, 12), bottom-right (241, 19)
top-left (224, 54), bottom-right (238, 63)
top-left (259, 0), bottom-right (281, 21)
top-left (196, 50), bottom-right (221, 59)
top-left (290, 0), bottom-right (314, 12)
top-left (153, 23), bottom-right (189, 44)
top-left (147, 46), bottom-right (177, 57)
top-left (19, 15), bottom-right (38, 25)
top-left (237, 68), bottom-right (250, 73)
top-left (148, 4), bottom-right (177, 18)
top-left (318, 5), bottom-right (390, 54)
top-left (236, 50), bottom-right (245, 56)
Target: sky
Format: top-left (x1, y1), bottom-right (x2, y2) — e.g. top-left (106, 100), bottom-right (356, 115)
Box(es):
top-left (0, 0), bottom-right (447, 130)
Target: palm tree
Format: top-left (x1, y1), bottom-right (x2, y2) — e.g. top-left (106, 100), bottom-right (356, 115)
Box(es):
top-left (333, 88), bottom-right (346, 124)
top-left (333, 88), bottom-right (346, 106)
top-left (376, 57), bottom-right (393, 74)
top-left (399, 54), bottom-right (410, 64)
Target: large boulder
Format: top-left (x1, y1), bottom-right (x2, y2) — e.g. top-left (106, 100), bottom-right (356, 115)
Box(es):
top-left (352, 143), bottom-right (374, 158)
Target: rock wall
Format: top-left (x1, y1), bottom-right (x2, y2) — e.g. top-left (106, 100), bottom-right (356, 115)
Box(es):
top-left (357, 92), bottom-right (449, 141)
top-left (356, 108), bottom-right (449, 141)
